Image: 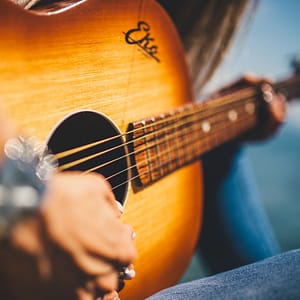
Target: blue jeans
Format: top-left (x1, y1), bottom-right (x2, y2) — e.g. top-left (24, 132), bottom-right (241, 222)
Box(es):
top-left (147, 249), bottom-right (300, 299)
top-left (199, 144), bottom-right (280, 272)
top-left (147, 145), bottom-right (299, 299)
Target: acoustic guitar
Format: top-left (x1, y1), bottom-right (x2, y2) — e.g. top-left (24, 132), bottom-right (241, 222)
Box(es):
top-left (0, 0), bottom-right (299, 299)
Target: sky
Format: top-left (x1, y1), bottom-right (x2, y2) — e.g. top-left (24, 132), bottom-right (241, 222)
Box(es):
top-left (204, 0), bottom-right (300, 92)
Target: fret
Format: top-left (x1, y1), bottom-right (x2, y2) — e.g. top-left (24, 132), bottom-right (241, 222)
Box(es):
top-left (173, 109), bottom-right (188, 167)
top-left (130, 121), bottom-right (151, 186)
top-left (189, 105), bottom-right (202, 159)
top-left (193, 108), bottom-right (204, 153)
top-left (144, 118), bottom-right (161, 181)
top-left (161, 114), bottom-right (173, 172)
top-left (199, 103), bottom-right (214, 154)
top-left (202, 98), bottom-right (258, 153)
top-left (208, 108), bottom-right (224, 149)
top-left (183, 106), bottom-right (200, 164)
top-left (153, 115), bottom-right (170, 175)
top-left (176, 108), bottom-right (189, 164)
top-left (141, 121), bottom-right (154, 183)
top-left (165, 112), bottom-right (180, 170)
top-left (149, 117), bottom-right (163, 178)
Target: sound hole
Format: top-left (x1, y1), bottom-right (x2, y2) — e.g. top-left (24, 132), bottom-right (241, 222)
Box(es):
top-left (47, 111), bottom-right (129, 204)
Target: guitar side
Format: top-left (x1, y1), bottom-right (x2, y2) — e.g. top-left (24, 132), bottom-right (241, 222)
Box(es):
top-left (0, 1), bottom-right (203, 299)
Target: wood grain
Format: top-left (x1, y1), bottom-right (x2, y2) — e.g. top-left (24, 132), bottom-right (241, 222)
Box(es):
top-left (0, 1), bottom-right (203, 299)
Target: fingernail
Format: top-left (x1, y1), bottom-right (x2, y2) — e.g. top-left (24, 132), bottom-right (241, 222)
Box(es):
top-left (115, 201), bottom-right (124, 214)
top-left (131, 231), bottom-right (137, 240)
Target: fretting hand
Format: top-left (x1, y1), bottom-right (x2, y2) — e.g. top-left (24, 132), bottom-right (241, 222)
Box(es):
top-left (213, 75), bottom-right (287, 142)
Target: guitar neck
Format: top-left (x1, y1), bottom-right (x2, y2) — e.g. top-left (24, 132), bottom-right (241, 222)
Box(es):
top-left (128, 86), bottom-right (260, 186)
top-left (274, 75), bottom-right (300, 102)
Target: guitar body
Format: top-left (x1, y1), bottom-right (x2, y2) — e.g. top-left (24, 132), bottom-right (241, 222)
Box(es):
top-left (0, 0), bottom-right (203, 299)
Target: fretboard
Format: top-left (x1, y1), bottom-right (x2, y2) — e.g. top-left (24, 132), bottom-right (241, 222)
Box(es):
top-left (128, 86), bottom-right (260, 186)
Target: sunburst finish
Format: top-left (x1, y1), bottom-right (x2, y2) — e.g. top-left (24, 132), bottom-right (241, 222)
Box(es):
top-left (0, 1), bottom-right (203, 299)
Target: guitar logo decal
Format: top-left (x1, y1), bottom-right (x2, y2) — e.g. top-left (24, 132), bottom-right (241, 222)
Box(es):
top-left (124, 21), bottom-right (160, 63)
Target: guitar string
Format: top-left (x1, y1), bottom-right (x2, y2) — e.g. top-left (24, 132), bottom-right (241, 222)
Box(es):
top-left (80, 104), bottom-right (255, 176)
top-left (52, 77), bottom-right (298, 163)
top-left (54, 87), bottom-right (258, 161)
top-left (58, 98), bottom-right (257, 172)
top-left (95, 112), bottom-right (255, 185)
top-left (109, 113), bottom-right (255, 191)
top-left (55, 89), bottom-right (255, 164)
top-left (53, 77), bottom-right (300, 161)
top-left (54, 87), bottom-right (256, 160)
top-left (58, 99), bottom-right (257, 175)
top-left (57, 96), bottom-right (258, 171)
top-left (59, 76), bottom-right (300, 189)
top-left (80, 112), bottom-right (255, 187)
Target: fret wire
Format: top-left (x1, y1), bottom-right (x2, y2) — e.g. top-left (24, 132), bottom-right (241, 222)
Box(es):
top-left (168, 111), bottom-right (181, 168)
top-left (177, 108), bottom-right (191, 163)
top-left (162, 114), bottom-right (173, 173)
top-left (145, 118), bottom-right (162, 181)
top-left (142, 121), bottom-right (154, 182)
top-left (174, 109), bottom-right (186, 166)
top-left (165, 112), bottom-right (179, 170)
top-left (159, 114), bottom-right (170, 174)
top-left (185, 105), bottom-right (200, 161)
top-left (151, 117), bottom-right (163, 177)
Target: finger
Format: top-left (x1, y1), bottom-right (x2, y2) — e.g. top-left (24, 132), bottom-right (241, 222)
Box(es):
top-left (94, 271), bottom-right (119, 293)
top-left (115, 201), bottom-right (124, 217)
top-left (71, 246), bottom-right (116, 277)
top-left (96, 290), bottom-right (119, 300)
top-left (268, 93), bottom-right (287, 125)
top-left (76, 257), bottom-right (113, 278)
top-left (86, 173), bottom-right (121, 217)
top-left (123, 224), bottom-right (136, 240)
top-left (114, 224), bottom-right (137, 265)
top-left (76, 286), bottom-right (94, 300)
top-left (102, 290), bottom-right (120, 300)
top-left (72, 222), bottom-right (136, 267)
top-left (41, 222), bottom-right (117, 278)
top-left (259, 83), bottom-right (286, 134)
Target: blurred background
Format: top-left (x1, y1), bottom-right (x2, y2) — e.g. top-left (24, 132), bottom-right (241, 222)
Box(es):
top-left (182, 0), bottom-right (300, 281)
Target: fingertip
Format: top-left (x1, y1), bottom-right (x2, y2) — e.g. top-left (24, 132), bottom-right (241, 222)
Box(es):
top-left (115, 201), bottom-right (124, 215)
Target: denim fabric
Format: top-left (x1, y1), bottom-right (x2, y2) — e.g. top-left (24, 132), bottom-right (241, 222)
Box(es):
top-left (199, 144), bottom-right (281, 272)
top-left (147, 249), bottom-right (300, 299)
